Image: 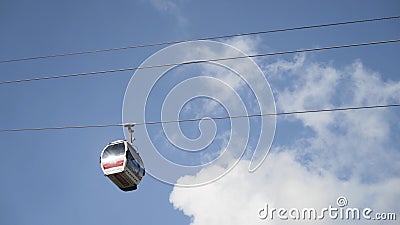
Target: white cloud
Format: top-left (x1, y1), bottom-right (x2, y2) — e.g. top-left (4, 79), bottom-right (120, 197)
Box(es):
top-left (180, 36), bottom-right (269, 115)
top-left (269, 57), bottom-right (400, 181)
top-left (169, 38), bottom-right (400, 224)
top-left (171, 153), bottom-right (400, 225)
top-left (146, 0), bottom-right (188, 26)
top-left (148, 0), bottom-right (178, 12)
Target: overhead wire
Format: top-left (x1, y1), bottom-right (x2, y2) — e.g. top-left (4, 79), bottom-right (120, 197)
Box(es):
top-left (0, 104), bottom-right (399, 133)
top-left (0, 17), bottom-right (398, 132)
top-left (1, 39), bottom-right (399, 85)
top-left (0, 15), bottom-right (399, 64)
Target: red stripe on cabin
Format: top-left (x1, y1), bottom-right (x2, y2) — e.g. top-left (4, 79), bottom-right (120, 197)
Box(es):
top-left (102, 159), bottom-right (124, 169)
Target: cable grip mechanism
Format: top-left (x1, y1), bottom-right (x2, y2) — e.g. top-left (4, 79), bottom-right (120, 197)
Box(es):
top-left (123, 124), bottom-right (136, 144)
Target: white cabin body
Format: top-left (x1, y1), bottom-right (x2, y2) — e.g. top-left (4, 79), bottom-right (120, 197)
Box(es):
top-left (100, 140), bottom-right (145, 191)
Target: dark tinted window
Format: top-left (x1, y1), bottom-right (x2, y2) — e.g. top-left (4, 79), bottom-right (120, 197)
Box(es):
top-left (102, 143), bottom-right (125, 160)
top-left (139, 167), bottom-right (145, 177)
top-left (133, 160), bottom-right (140, 173)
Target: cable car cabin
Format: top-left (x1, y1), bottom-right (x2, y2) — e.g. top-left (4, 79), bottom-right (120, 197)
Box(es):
top-left (100, 140), bottom-right (145, 191)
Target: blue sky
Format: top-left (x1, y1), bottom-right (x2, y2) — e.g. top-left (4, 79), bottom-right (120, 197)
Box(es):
top-left (0, 1), bottom-right (399, 224)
